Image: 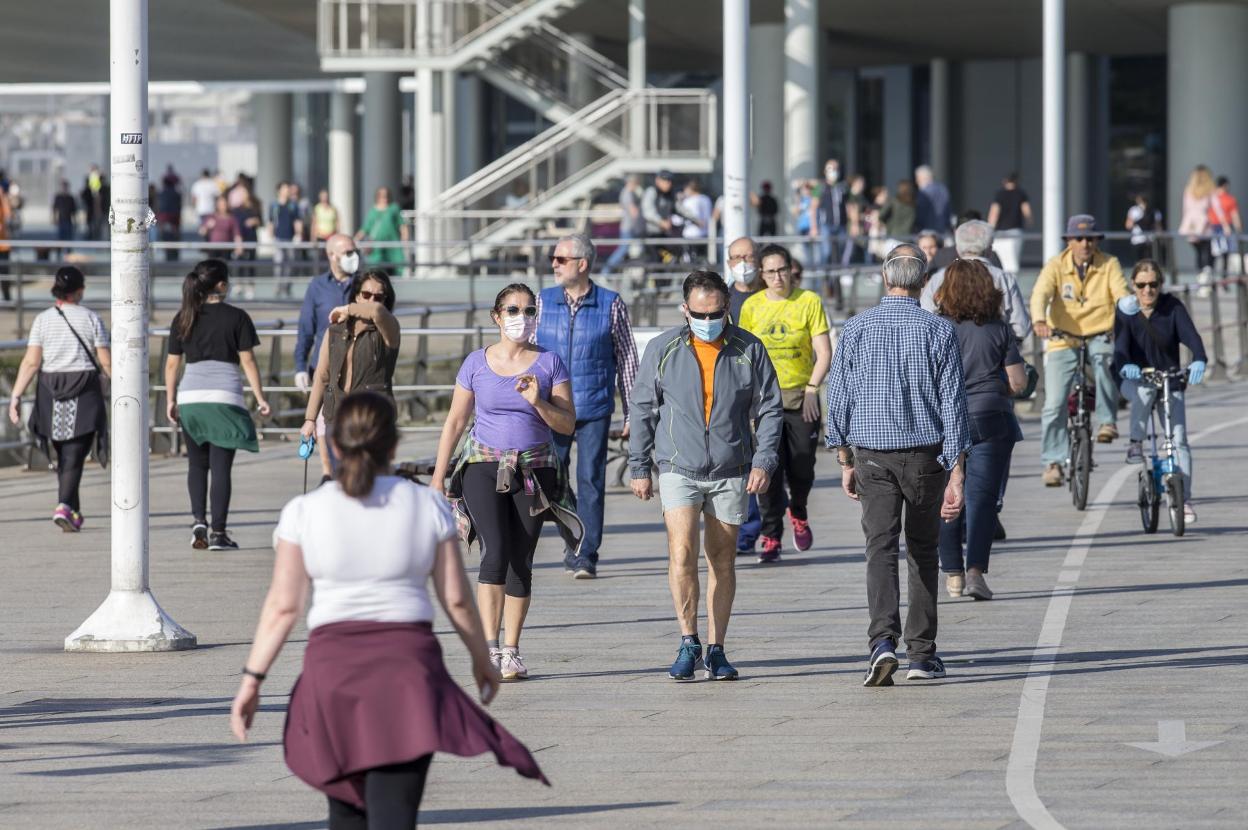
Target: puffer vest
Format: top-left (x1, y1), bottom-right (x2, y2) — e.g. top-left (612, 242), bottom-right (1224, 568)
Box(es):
top-left (534, 282), bottom-right (617, 421)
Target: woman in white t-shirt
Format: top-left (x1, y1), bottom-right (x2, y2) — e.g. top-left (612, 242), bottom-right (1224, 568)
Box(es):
top-left (230, 391), bottom-right (546, 828)
top-left (7, 266), bottom-right (110, 532)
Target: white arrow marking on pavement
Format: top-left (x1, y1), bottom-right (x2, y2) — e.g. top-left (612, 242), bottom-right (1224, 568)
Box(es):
top-left (1125, 720), bottom-right (1223, 757)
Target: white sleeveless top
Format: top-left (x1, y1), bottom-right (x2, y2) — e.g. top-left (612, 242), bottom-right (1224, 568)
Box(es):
top-left (275, 476), bottom-right (457, 631)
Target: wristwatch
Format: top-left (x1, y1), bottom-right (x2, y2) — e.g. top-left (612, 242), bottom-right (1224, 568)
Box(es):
top-left (836, 447), bottom-right (854, 468)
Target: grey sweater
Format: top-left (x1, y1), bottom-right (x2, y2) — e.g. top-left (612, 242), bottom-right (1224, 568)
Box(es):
top-left (629, 324), bottom-right (783, 481)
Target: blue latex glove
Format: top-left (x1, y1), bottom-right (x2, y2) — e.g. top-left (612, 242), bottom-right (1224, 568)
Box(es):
top-left (1120, 363), bottom-right (1141, 380)
top-left (1117, 295), bottom-right (1141, 316)
top-left (1188, 360), bottom-right (1206, 385)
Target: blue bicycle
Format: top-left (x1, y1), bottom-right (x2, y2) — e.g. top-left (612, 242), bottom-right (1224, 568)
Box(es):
top-left (1137, 367), bottom-right (1187, 537)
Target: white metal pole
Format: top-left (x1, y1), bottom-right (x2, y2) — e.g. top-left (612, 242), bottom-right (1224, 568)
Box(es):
top-left (1043, 0), bottom-right (1065, 260)
top-left (722, 0), bottom-right (750, 263)
top-left (66, 0), bottom-right (195, 653)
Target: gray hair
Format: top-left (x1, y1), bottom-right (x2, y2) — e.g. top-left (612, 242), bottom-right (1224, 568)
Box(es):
top-left (954, 220), bottom-right (995, 257)
top-left (559, 232), bottom-right (596, 272)
top-left (882, 243), bottom-right (927, 290)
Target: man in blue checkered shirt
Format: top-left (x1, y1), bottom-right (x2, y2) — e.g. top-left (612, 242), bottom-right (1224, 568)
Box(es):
top-left (825, 243), bottom-right (971, 687)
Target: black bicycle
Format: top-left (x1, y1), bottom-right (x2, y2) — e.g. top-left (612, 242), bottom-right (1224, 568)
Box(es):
top-left (1052, 329), bottom-right (1109, 511)
top-left (1137, 367), bottom-right (1188, 537)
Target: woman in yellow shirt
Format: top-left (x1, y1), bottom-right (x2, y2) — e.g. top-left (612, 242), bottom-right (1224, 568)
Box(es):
top-left (738, 244), bottom-right (832, 562)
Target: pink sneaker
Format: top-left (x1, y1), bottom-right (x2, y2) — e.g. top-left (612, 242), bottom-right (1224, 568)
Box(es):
top-left (789, 511), bottom-right (813, 551)
top-left (53, 504), bottom-right (77, 533)
top-left (71, 511), bottom-right (85, 531)
top-left (757, 535), bottom-right (782, 564)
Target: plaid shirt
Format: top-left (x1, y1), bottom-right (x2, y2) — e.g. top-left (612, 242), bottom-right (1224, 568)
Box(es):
top-left (533, 284), bottom-right (639, 422)
top-left (824, 296), bottom-right (971, 470)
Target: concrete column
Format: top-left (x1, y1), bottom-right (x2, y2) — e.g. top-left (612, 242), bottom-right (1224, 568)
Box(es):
top-left (568, 32), bottom-right (596, 175)
top-left (254, 92), bottom-right (293, 204)
top-left (1042, 0), bottom-right (1065, 260)
top-left (929, 58), bottom-right (950, 184)
top-left (784, 0), bottom-right (818, 226)
top-left (455, 74), bottom-right (483, 182)
top-left (629, 0), bottom-right (646, 154)
top-left (329, 91), bottom-right (356, 234)
top-left (1169, 2), bottom-right (1248, 259)
top-left (750, 22), bottom-right (785, 237)
top-left (362, 71), bottom-right (402, 222)
top-left (1066, 51), bottom-right (1089, 215)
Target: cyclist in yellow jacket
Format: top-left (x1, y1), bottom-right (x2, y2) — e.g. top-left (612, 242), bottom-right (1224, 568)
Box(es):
top-left (1029, 215), bottom-right (1130, 487)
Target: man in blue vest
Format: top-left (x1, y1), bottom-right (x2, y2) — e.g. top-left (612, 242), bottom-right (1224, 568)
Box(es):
top-left (535, 232), bottom-right (640, 579)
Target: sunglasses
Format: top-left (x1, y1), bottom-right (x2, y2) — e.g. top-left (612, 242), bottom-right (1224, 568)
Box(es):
top-left (550, 255), bottom-right (584, 266)
top-left (356, 289), bottom-right (384, 301)
top-left (686, 308), bottom-right (727, 320)
top-left (1069, 236), bottom-right (1097, 243)
top-left (1134, 281), bottom-right (1160, 289)
top-left (501, 305), bottom-right (538, 318)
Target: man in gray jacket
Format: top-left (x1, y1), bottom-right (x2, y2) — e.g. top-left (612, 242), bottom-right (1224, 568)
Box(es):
top-left (921, 219), bottom-right (1031, 341)
top-left (629, 270), bottom-right (784, 682)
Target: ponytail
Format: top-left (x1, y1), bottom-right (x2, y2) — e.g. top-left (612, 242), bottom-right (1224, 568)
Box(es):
top-left (175, 259), bottom-right (230, 341)
top-left (332, 391), bottom-right (399, 498)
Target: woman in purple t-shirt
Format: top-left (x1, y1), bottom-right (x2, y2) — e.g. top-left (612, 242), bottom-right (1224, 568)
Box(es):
top-left (431, 283), bottom-right (576, 682)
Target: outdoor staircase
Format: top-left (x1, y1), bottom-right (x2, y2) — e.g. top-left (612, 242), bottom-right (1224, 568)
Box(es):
top-left (317, 0), bottom-right (717, 255)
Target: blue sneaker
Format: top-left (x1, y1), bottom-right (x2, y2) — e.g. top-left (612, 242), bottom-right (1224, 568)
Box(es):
top-left (863, 639), bottom-right (898, 687)
top-left (906, 656), bottom-right (947, 680)
top-left (705, 645), bottom-right (739, 680)
top-left (563, 552), bottom-right (578, 574)
top-left (669, 639), bottom-right (705, 681)
top-left (572, 557), bottom-right (597, 579)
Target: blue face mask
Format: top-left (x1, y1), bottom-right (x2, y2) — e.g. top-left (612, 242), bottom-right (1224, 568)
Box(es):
top-left (688, 315), bottom-right (725, 342)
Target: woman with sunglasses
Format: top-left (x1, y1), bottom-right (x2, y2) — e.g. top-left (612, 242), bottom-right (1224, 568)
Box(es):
top-left (300, 269), bottom-right (400, 475)
top-left (431, 284), bottom-right (580, 682)
top-left (1113, 259), bottom-right (1207, 524)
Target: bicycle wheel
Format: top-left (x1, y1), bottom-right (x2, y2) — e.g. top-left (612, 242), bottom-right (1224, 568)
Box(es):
top-left (1138, 469), bottom-right (1159, 533)
top-left (1070, 427), bottom-right (1092, 510)
top-left (1166, 475), bottom-right (1186, 537)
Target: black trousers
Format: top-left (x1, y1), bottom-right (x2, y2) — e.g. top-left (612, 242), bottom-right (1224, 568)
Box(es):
top-left (327, 756), bottom-right (432, 830)
top-left (1192, 239), bottom-right (1212, 271)
top-left (462, 462), bottom-right (554, 597)
top-left (53, 434), bottom-right (94, 512)
top-left (854, 446), bottom-right (945, 660)
top-left (759, 408), bottom-right (819, 540)
top-left (185, 433), bottom-right (236, 532)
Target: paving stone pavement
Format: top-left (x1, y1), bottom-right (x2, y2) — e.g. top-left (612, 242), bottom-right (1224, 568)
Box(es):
top-left (0, 386), bottom-right (1245, 829)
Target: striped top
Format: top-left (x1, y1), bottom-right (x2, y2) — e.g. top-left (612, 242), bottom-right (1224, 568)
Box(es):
top-left (27, 304), bottom-right (109, 373)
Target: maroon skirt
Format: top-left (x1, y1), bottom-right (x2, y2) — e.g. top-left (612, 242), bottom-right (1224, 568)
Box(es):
top-left (283, 620), bottom-right (549, 808)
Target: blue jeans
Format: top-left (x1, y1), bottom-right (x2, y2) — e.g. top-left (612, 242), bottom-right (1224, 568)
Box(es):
top-left (552, 415), bottom-right (610, 563)
top-left (819, 226), bottom-right (852, 268)
top-left (603, 228), bottom-right (636, 272)
top-left (1039, 334), bottom-right (1118, 465)
top-left (940, 412), bottom-right (1018, 574)
top-left (1122, 377), bottom-right (1192, 499)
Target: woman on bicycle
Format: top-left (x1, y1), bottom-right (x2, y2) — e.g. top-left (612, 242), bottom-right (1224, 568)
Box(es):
top-left (933, 259), bottom-right (1027, 600)
top-left (1113, 259), bottom-right (1207, 524)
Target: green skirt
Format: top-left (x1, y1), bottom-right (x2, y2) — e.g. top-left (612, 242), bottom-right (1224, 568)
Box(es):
top-left (178, 402), bottom-right (259, 452)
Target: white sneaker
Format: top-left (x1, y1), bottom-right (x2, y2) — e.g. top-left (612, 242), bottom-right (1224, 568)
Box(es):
top-left (1183, 502), bottom-right (1198, 525)
top-left (1126, 442), bottom-right (1144, 464)
top-left (488, 647), bottom-right (503, 674)
top-left (499, 648), bottom-right (529, 681)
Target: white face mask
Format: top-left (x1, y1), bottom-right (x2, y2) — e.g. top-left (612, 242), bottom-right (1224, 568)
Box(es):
top-left (825, 166), bottom-right (840, 183)
top-left (338, 251), bottom-right (360, 276)
top-left (730, 260), bottom-right (757, 286)
top-left (502, 314), bottom-right (536, 343)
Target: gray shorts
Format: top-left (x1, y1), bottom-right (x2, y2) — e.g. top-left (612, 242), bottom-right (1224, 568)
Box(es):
top-left (658, 472), bottom-right (749, 525)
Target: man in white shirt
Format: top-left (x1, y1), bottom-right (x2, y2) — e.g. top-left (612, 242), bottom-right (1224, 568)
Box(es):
top-left (190, 169), bottom-right (220, 225)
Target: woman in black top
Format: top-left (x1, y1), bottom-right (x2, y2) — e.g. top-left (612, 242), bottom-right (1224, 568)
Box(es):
top-left (934, 260), bottom-right (1027, 600)
top-left (300, 269), bottom-right (401, 473)
top-left (164, 260), bottom-right (271, 550)
top-left (1113, 259), bottom-right (1207, 523)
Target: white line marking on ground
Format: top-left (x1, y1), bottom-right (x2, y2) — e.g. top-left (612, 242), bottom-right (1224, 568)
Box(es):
top-left (1006, 413), bottom-right (1248, 830)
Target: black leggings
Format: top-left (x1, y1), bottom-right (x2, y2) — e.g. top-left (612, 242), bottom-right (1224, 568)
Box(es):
top-left (327, 756), bottom-right (432, 830)
top-left (185, 433), bottom-right (236, 532)
top-left (1192, 239), bottom-right (1212, 272)
top-left (53, 434), bottom-right (94, 512)
top-left (462, 462), bottom-right (555, 598)
top-left (759, 408), bottom-right (819, 539)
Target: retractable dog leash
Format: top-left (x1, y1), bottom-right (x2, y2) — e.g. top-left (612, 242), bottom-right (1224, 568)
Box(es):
top-left (298, 435), bottom-right (317, 494)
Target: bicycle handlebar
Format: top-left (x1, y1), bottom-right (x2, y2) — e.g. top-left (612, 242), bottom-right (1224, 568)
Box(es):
top-left (1049, 328), bottom-right (1113, 343)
